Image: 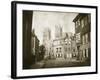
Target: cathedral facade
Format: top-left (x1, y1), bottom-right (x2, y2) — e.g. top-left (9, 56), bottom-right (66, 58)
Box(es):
top-left (43, 25), bottom-right (78, 60)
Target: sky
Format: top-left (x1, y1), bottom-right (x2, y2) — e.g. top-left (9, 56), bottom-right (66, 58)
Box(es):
top-left (32, 11), bottom-right (78, 45)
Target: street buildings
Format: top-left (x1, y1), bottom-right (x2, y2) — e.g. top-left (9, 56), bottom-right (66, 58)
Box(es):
top-left (31, 29), bottom-right (40, 62)
top-left (73, 13), bottom-right (91, 62)
top-left (23, 11), bottom-right (91, 69)
top-left (23, 11), bottom-right (34, 69)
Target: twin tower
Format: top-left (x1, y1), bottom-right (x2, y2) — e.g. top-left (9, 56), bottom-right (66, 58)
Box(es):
top-left (43, 25), bottom-right (63, 43)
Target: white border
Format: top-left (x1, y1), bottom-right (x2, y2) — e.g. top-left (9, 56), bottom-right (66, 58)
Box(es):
top-left (17, 3), bottom-right (96, 77)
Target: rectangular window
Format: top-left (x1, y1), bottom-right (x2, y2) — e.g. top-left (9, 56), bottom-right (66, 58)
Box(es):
top-left (59, 48), bottom-right (61, 52)
top-left (82, 36), bottom-right (85, 44)
top-left (78, 19), bottom-right (80, 26)
top-left (84, 16), bottom-right (88, 26)
top-left (86, 48), bottom-right (88, 57)
top-left (76, 33), bottom-right (80, 43)
top-left (83, 50), bottom-right (85, 58)
top-left (56, 48), bottom-right (58, 53)
top-left (85, 33), bottom-right (88, 43)
top-left (88, 14), bottom-right (91, 23)
top-left (81, 19), bottom-right (84, 28)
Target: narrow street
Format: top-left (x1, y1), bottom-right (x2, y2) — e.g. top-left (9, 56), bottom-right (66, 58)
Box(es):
top-left (30, 58), bottom-right (90, 69)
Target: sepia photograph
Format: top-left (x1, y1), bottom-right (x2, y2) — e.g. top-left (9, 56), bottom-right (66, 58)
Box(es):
top-left (11, 1), bottom-right (97, 79)
top-left (23, 11), bottom-right (91, 69)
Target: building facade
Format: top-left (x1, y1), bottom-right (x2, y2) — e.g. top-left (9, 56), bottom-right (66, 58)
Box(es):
top-left (73, 13), bottom-right (91, 61)
top-left (52, 26), bottom-right (75, 59)
top-left (23, 10), bottom-right (33, 69)
top-left (53, 38), bottom-right (65, 58)
top-left (31, 29), bottom-right (40, 62)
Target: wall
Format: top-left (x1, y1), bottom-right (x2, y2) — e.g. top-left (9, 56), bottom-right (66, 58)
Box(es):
top-left (0, 0), bottom-right (99, 80)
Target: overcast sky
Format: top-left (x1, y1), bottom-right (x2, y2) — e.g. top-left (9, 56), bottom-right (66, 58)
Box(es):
top-left (32, 11), bottom-right (78, 45)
